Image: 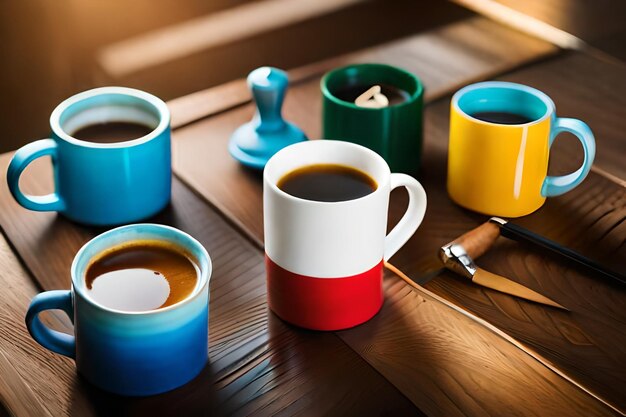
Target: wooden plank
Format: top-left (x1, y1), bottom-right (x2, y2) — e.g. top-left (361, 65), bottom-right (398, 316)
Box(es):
top-left (110, 0), bottom-right (472, 112)
top-left (0, 166), bottom-right (616, 417)
top-left (168, 59), bottom-right (339, 129)
top-left (96, 0), bottom-right (371, 77)
top-left (340, 270), bottom-right (619, 417)
top-left (363, 52), bottom-right (626, 411)
top-left (0, 159), bottom-right (423, 416)
top-left (357, 59), bottom-right (626, 410)
top-left (168, 37), bottom-right (625, 415)
top-left (0, 20), bottom-right (618, 417)
top-left (334, 54), bottom-right (626, 411)
top-left (452, 0), bottom-right (626, 63)
top-left (471, 0), bottom-right (626, 50)
top-left (397, 52), bottom-right (626, 415)
top-left (495, 0), bottom-right (626, 43)
top-left (172, 17), bottom-right (558, 243)
top-left (389, 94), bottom-right (626, 412)
top-left (168, 16), bottom-right (557, 129)
top-left (0, 233), bottom-right (84, 417)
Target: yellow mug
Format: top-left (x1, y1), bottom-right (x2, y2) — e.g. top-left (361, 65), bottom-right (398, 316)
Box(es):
top-left (447, 82), bottom-right (595, 217)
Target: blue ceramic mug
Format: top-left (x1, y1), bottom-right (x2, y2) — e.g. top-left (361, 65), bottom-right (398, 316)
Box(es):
top-left (25, 224), bottom-right (211, 396)
top-left (7, 87), bottom-right (171, 226)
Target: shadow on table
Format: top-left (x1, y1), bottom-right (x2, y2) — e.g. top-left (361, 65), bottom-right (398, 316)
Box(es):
top-left (70, 362), bottom-right (219, 417)
top-left (0, 401), bottom-right (10, 417)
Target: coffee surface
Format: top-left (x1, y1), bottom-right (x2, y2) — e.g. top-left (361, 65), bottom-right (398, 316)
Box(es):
top-left (85, 241), bottom-right (198, 312)
top-left (471, 111), bottom-right (533, 125)
top-left (277, 163), bottom-right (377, 202)
top-left (72, 121), bottom-right (153, 143)
top-left (333, 83), bottom-right (410, 106)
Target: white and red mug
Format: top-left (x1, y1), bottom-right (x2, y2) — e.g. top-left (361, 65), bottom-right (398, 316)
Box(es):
top-left (263, 140), bottom-right (427, 330)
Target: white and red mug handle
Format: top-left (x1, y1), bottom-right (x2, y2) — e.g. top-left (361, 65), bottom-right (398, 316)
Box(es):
top-left (384, 173), bottom-right (427, 261)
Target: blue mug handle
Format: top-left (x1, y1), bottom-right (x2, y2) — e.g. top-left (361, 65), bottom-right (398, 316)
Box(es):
top-left (541, 118), bottom-right (596, 197)
top-left (7, 139), bottom-right (65, 211)
top-left (25, 290), bottom-right (75, 358)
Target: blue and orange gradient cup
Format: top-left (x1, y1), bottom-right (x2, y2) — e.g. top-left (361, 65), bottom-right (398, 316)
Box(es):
top-left (263, 140), bottom-right (427, 330)
top-left (25, 224), bottom-right (211, 396)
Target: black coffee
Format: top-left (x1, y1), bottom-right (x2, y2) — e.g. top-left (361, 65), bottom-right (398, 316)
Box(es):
top-left (85, 241), bottom-right (199, 312)
top-left (333, 83), bottom-right (410, 106)
top-left (277, 164), bottom-right (377, 202)
top-left (72, 121), bottom-right (153, 143)
top-left (471, 111), bottom-right (533, 125)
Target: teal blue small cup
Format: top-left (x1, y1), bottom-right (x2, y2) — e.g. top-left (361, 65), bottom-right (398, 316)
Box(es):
top-left (7, 87), bottom-right (171, 226)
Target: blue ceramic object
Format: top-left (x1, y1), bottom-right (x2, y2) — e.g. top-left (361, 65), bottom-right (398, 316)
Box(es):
top-left (25, 224), bottom-right (211, 396)
top-left (6, 87), bottom-right (171, 226)
top-left (229, 67), bottom-right (307, 169)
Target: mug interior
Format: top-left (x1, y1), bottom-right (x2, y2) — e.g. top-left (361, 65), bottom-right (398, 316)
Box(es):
top-left (322, 63), bottom-right (422, 108)
top-left (71, 224), bottom-right (210, 315)
top-left (264, 140), bottom-right (390, 202)
top-left (454, 82), bottom-right (554, 125)
top-left (51, 87), bottom-right (169, 147)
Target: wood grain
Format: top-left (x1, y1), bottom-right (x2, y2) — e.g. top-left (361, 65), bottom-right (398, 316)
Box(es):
top-left (0, 17), bottom-right (621, 417)
top-left (0, 158), bottom-right (422, 416)
top-left (0, 161), bottom-right (617, 416)
top-left (340, 270), bottom-right (618, 417)
top-left (168, 34), bottom-right (626, 415)
top-left (0, 233), bottom-right (79, 417)
top-left (393, 91), bottom-right (626, 412)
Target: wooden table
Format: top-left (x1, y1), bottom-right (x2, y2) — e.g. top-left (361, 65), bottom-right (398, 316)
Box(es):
top-left (0, 16), bottom-right (624, 417)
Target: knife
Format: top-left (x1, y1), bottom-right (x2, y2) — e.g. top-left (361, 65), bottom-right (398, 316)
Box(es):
top-left (439, 242), bottom-right (566, 309)
top-left (437, 220), bottom-right (567, 309)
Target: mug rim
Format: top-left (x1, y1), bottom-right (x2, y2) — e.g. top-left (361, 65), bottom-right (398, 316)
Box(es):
top-left (321, 63), bottom-right (424, 111)
top-left (451, 81), bottom-right (555, 127)
top-left (264, 140), bottom-right (391, 206)
top-left (50, 86), bottom-right (170, 149)
top-left (70, 223), bottom-right (211, 316)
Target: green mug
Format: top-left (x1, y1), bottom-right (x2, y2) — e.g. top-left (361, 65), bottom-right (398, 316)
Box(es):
top-left (321, 63), bottom-right (424, 175)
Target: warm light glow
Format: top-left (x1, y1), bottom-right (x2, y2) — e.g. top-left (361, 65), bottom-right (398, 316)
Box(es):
top-left (451, 0), bottom-right (585, 49)
top-left (97, 0), bottom-right (364, 77)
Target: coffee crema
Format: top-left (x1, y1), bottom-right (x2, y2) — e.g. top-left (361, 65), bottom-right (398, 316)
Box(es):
top-left (333, 83), bottom-right (411, 106)
top-left (84, 241), bottom-right (198, 312)
top-left (470, 111), bottom-right (533, 125)
top-left (72, 121), bottom-right (154, 143)
top-left (277, 163), bottom-right (377, 202)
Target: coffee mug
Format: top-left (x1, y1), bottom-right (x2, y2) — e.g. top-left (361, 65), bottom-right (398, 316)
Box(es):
top-left (448, 81), bottom-right (595, 217)
top-left (25, 224), bottom-right (211, 396)
top-left (264, 140), bottom-right (427, 330)
top-left (321, 63), bottom-right (424, 175)
top-left (7, 87), bottom-right (171, 226)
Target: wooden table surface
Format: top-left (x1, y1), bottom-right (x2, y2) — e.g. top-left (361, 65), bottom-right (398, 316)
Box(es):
top-left (460, 0), bottom-right (626, 62)
top-left (0, 15), bottom-right (624, 417)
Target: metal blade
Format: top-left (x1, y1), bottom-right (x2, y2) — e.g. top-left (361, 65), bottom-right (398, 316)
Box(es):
top-left (473, 267), bottom-right (567, 310)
